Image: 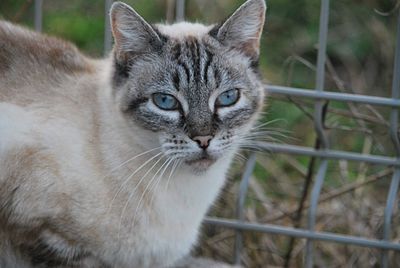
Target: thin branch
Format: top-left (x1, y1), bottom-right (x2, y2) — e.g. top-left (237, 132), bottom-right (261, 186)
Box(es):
top-left (328, 108), bottom-right (390, 127)
top-left (263, 168), bottom-right (392, 223)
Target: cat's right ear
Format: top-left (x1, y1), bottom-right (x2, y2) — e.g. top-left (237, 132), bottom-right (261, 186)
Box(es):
top-left (210, 0), bottom-right (266, 62)
top-left (110, 2), bottom-right (162, 62)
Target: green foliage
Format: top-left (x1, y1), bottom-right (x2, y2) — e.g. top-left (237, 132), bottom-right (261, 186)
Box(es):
top-left (44, 13), bottom-right (104, 55)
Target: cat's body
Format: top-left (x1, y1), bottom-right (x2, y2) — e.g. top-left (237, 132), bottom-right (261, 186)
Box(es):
top-left (0, 1), bottom-right (266, 267)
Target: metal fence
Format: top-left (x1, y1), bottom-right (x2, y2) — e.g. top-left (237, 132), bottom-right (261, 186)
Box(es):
top-left (32, 0), bottom-right (400, 267)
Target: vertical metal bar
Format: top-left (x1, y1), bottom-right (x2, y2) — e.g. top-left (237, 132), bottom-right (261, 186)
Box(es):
top-left (314, 0), bottom-right (330, 149)
top-left (305, 160), bottom-right (328, 267)
top-left (34, 0), bottom-right (43, 32)
top-left (166, 0), bottom-right (175, 23)
top-left (104, 0), bottom-right (113, 55)
top-left (234, 154), bottom-right (257, 265)
top-left (305, 1), bottom-right (330, 267)
top-left (175, 0), bottom-right (185, 22)
top-left (381, 170), bottom-right (400, 267)
top-left (389, 10), bottom-right (400, 154)
top-left (381, 10), bottom-right (400, 268)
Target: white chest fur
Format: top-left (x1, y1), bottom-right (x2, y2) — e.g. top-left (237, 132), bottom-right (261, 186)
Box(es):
top-left (99, 156), bottom-right (233, 267)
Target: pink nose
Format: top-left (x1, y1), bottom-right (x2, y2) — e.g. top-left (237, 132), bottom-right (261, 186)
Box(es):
top-left (192, 135), bottom-right (213, 149)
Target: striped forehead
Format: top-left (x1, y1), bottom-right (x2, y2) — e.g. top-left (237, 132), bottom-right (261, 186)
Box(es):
top-left (168, 37), bottom-right (221, 93)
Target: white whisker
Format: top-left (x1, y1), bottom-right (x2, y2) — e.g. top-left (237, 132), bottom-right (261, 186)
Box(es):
top-left (250, 118), bottom-right (286, 130)
top-left (108, 147), bottom-right (162, 175)
top-left (164, 159), bottom-right (179, 191)
top-left (129, 157), bottom-right (173, 231)
top-left (107, 151), bottom-right (164, 215)
top-left (117, 153), bottom-right (165, 238)
top-left (147, 158), bottom-right (175, 212)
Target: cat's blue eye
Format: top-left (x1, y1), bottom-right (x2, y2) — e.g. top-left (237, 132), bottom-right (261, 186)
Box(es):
top-left (152, 93), bottom-right (179, 110)
top-left (216, 89), bottom-right (240, 108)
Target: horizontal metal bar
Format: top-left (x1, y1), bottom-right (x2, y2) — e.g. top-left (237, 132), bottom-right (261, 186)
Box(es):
top-left (265, 85), bottom-right (400, 107)
top-left (204, 217), bottom-right (400, 251)
top-left (252, 142), bottom-right (400, 167)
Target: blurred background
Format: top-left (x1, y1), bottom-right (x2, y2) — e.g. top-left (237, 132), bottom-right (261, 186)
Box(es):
top-left (1, 0), bottom-right (399, 267)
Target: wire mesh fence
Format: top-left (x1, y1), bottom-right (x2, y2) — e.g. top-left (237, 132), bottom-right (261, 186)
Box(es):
top-left (30, 0), bottom-right (400, 267)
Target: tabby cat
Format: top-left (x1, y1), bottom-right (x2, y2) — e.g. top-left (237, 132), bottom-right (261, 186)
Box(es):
top-left (0, 0), bottom-right (266, 267)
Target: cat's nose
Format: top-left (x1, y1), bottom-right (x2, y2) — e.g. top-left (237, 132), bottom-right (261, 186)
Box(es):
top-left (192, 135), bottom-right (213, 149)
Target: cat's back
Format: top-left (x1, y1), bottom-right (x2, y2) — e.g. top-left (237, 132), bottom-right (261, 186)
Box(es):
top-left (0, 21), bottom-right (103, 171)
top-left (0, 20), bottom-right (96, 104)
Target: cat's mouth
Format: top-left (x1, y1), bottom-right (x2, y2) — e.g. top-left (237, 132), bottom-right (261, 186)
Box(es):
top-left (185, 154), bottom-right (217, 170)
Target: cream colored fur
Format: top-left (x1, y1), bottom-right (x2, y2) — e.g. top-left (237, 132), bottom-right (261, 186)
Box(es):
top-left (0, 21), bottom-right (233, 268)
top-left (0, 0), bottom-right (266, 266)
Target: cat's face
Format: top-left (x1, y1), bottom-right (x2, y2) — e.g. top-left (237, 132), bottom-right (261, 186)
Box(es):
top-left (110, 0), bottom-right (266, 171)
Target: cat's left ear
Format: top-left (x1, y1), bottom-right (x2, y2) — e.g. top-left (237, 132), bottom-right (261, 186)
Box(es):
top-left (211, 0), bottom-right (266, 61)
top-left (110, 2), bottom-right (163, 62)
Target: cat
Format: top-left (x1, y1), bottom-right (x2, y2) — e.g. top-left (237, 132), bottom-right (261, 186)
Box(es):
top-left (0, 0), bottom-right (266, 267)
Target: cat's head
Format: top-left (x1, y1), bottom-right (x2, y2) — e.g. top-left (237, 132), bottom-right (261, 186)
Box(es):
top-left (110, 0), bottom-right (266, 172)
